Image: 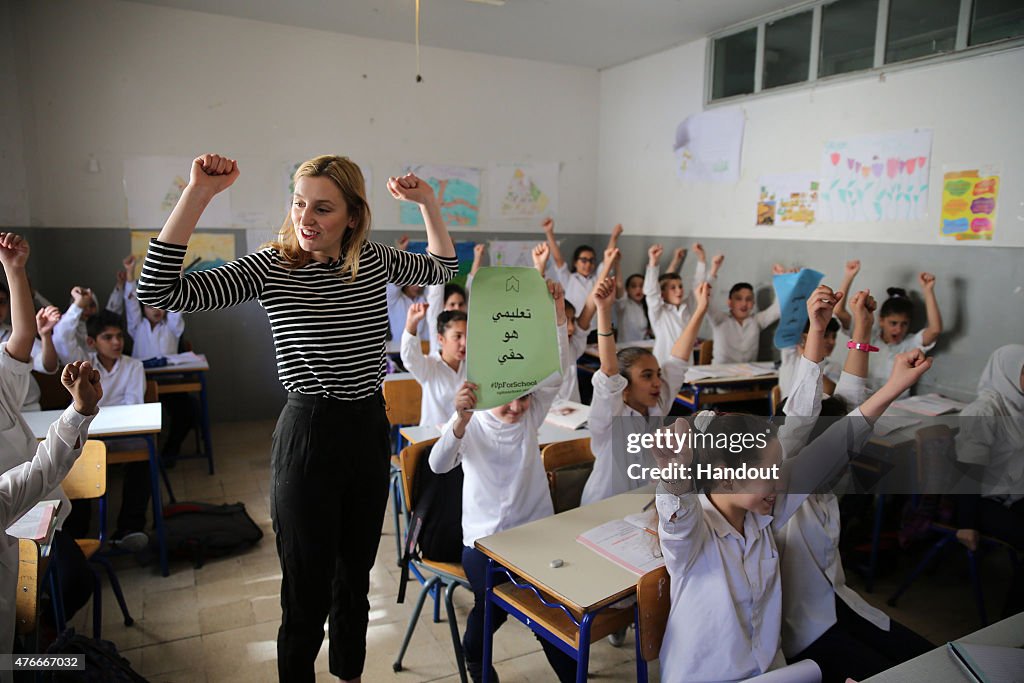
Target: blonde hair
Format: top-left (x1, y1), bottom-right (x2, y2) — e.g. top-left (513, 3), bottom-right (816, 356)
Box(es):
top-left (267, 155), bottom-right (372, 281)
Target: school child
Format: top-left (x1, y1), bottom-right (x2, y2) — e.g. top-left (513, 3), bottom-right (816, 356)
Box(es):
top-left (79, 310), bottom-right (149, 550)
top-left (955, 344), bottom-right (1024, 618)
top-left (541, 218), bottom-right (621, 316)
top-left (777, 317), bottom-right (841, 400)
top-left (581, 277), bottom-right (709, 506)
top-left (387, 235), bottom-right (429, 343)
top-left (121, 254), bottom-right (185, 360)
top-left (429, 280), bottom-right (575, 683)
top-left (615, 271), bottom-right (650, 343)
top-left (651, 327), bottom-right (932, 682)
top-left (0, 361), bottom-right (98, 664)
top-left (644, 242), bottom-right (722, 365)
top-left (779, 287), bottom-right (933, 682)
top-left (706, 262), bottom-right (782, 364)
top-left (0, 283), bottom-right (61, 410)
top-left (52, 282), bottom-right (123, 364)
top-left (400, 303), bottom-right (466, 428)
top-left (532, 242), bottom-right (600, 403)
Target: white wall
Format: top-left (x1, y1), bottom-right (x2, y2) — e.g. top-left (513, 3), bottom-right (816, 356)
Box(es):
top-left (8, 0), bottom-right (600, 234)
top-left (598, 39), bottom-right (1024, 248)
top-left (0, 1), bottom-right (30, 226)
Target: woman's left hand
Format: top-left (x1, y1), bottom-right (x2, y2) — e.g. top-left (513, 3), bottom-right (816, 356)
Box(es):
top-left (388, 173), bottom-right (436, 207)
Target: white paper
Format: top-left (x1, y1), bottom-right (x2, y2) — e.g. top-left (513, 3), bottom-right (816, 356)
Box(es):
top-left (891, 393), bottom-right (966, 416)
top-left (487, 162), bottom-right (559, 219)
top-left (684, 362), bottom-right (777, 382)
top-left (7, 500), bottom-right (60, 542)
top-left (577, 518), bottom-right (665, 576)
top-left (743, 660), bottom-right (822, 683)
top-left (819, 129), bottom-right (933, 222)
top-left (124, 156), bottom-right (232, 229)
top-left (673, 108), bottom-right (745, 184)
top-left (545, 400), bottom-right (591, 430)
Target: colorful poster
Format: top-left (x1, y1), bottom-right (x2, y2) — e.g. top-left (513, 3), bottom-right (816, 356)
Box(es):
top-left (407, 240), bottom-right (475, 278)
top-left (939, 167), bottom-right (999, 241)
top-left (488, 240), bottom-right (540, 269)
top-left (756, 173), bottom-right (819, 226)
top-left (672, 107), bottom-right (745, 183)
top-left (399, 164), bottom-right (481, 227)
top-left (487, 162), bottom-right (559, 219)
top-left (129, 231), bottom-right (237, 279)
top-left (819, 129), bottom-right (932, 222)
top-left (123, 157), bottom-right (232, 229)
top-left (772, 268), bottom-right (825, 349)
top-left (466, 267), bottom-right (561, 410)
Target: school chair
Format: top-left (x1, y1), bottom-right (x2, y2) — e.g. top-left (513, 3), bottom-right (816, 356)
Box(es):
top-left (106, 380), bottom-right (175, 503)
top-left (383, 377), bottom-right (422, 565)
top-left (32, 370), bottom-right (71, 411)
top-left (60, 439), bottom-right (135, 638)
top-left (16, 538), bottom-right (41, 641)
top-left (697, 339), bottom-right (714, 365)
top-left (420, 339), bottom-right (430, 355)
top-left (769, 384), bottom-right (782, 418)
top-left (394, 437), bottom-right (470, 683)
top-left (886, 425), bottom-right (1021, 627)
top-left (634, 566), bottom-right (669, 683)
top-left (541, 438), bottom-right (594, 514)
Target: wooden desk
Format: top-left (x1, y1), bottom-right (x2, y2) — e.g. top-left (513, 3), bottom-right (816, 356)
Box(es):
top-left (145, 355), bottom-right (214, 474)
top-left (862, 612), bottom-right (1024, 682)
top-left (23, 404), bottom-right (171, 577)
top-left (400, 423), bottom-right (591, 447)
top-left (475, 485), bottom-right (656, 683)
top-left (675, 364), bottom-right (779, 411)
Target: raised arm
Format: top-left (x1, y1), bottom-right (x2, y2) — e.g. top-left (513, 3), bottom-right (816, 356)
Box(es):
top-left (531, 242), bottom-right (550, 276)
top-left (431, 382), bottom-right (476, 471)
top-left (672, 282), bottom-right (709, 361)
top-left (859, 349), bottom-right (932, 420)
top-left (122, 279), bottom-right (144, 336)
top-left (918, 272), bottom-right (942, 347)
top-left (593, 278), bottom-right (618, 377)
top-left (606, 223), bottom-right (624, 254)
top-left (530, 280), bottom-right (571, 420)
top-left (0, 234), bottom-right (36, 362)
top-left (157, 154), bottom-right (238, 246)
top-left (643, 244), bottom-right (666, 318)
top-left (387, 174), bottom-right (455, 259)
top-left (399, 303), bottom-right (432, 380)
top-left (834, 289), bottom-right (875, 407)
top-left (470, 243), bottom-right (486, 278)
top-left (542, 218), bottom-right (565, 269)
top-left (803, 285), bottom-right (841, 364)
top-left (667, 246), bottom-right (687, 274)
top-left (578, 248), bottom-right (618, 332)
top-left (833, 259), bottom-right (860, 332)
top-left (35, 307), bottom-right (61, 374)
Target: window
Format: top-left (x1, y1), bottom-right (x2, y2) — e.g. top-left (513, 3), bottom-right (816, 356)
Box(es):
top-left (712, 28), bottom-right (757, 99)
top-left (970, 0), bottom-right (1024, 45)
top-left (764, 10), bottom-right (814, 88)
top-left (820, 0), bottom-right (879, 77)
top-left (885, 0), bottom-right (960, 63)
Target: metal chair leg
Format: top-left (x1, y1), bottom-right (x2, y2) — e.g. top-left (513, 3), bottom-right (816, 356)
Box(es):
top-left (445, 581), bottom-right (469, 683)
top-left (93, 556), bottom-right (134, 626)
top-left (888, 533), bottom-right (953, 607)
top-left (393, 576), bottom-right (441, 672)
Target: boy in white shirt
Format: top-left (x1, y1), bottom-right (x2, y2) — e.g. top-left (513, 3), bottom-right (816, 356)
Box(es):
top-left (400, 304), bottom-right (466, 428)
top-left (0, 283), bottom-right (62, 410)
top-left (777, 317), bottom-right (842, 400)
top-left (429, 280), bottom-right (575, 683)
top-left (644, 243), bottom-right (721, 365)
top-left (52, 284), bottom-right (121, 364)
top-left (707, 269), bottom-right (782, 364)
top-left (83, 310), bottom-right (149, 550)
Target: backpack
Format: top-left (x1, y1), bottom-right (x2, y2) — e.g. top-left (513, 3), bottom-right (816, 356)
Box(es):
top-left (155, 501), bottom-right (263, 568)
top-left (43, 628), bottom-right (148, 682)
top-left (397, 443), bottom-right (463, 603)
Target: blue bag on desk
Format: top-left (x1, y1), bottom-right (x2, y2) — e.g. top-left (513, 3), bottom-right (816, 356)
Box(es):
top-left (154, 501), bottom-right (263, 568)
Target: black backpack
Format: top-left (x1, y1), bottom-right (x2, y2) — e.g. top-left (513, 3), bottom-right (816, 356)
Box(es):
top-left (155, 501), bottom-right (263, 568)
top-left (43, 628), bottom-right (148, 682)
top-left (397, 443), bottom-right (463, 603)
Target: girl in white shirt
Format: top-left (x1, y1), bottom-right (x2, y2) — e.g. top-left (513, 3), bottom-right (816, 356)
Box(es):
top-left (779, 287), bottom-right (932, 682)
top-left (652, 336), bottom-right (933, 683)
top-left (954, 344), bottom-right (1024, 619)
top-left (400, 304), bottom-right (466, 428)
top-left (707, 274), bottom-right (782, 365)
top-left (429, 281), bottom-right (575, 683)
top-left (865, 275), bottom-right (942, 395)
top-left (424, 282), bottom-right (466, 356)
top-left (541, 218), bottom-right (622, 316)
top-left (614, 272), bottom-right (650, 343)
top-left (644, 243), bottom-right (721, 365)
top-left (122, 255), bottom-right (186, 361)
top-left (581, 278), bottom-right (708, 506)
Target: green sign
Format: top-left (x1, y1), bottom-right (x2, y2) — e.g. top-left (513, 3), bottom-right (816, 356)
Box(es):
top-left (467, 267), bottom-right (561, 410)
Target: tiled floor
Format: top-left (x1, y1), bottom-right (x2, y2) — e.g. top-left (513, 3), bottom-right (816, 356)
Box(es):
top-left (64, 419), bottom-right (1013, 682)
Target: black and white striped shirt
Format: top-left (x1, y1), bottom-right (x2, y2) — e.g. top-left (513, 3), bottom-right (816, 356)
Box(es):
top-left (136, 239), bottom-right (458, 399)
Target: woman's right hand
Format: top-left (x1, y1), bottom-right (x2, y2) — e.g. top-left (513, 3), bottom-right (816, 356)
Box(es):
top-left (190, 154), bottom-right (239, 196)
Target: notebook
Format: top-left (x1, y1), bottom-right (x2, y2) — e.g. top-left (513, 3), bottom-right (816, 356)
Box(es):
top-left (6, 499), bottom-right (61, 543)
top-left (947, 641), bottom-right (1024, 682)
top-left (892, 393), bottom-right (967, 416)
top-left (545, 400), bottom-right (591, 430)
top-left (577, 510), bottom-right (664, 575)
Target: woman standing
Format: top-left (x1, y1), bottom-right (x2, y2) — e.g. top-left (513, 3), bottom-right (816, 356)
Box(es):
top-left (137, 154), bottom-right (457, 682)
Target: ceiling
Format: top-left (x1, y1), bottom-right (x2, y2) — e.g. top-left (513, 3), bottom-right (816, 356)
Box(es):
top-left (122, 0), bottom-right (805, 70)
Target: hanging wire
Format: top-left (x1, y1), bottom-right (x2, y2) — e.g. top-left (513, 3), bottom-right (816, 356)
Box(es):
top-left (415, 0), bottom-right (423, 82)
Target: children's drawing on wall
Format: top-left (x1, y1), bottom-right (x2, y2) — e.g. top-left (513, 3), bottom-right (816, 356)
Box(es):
top-left (756, 173), bottom-right (819, 226)
top-left (399, 164), bottom-right (481, 227)
top-left (939, 167), bottom-right (999, 242)
top-left (488, 162), bottom-right (559, 219)
top-left (130, 230), bottom-right (236, 277)
top-left (672, 107), bottom-right (745, 183)
top-left (818, 129), bottom-right (933, 222)
top-left (124, 156), bottom-right (233, 229)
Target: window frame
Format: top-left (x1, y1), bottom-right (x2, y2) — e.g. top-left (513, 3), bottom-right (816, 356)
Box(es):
top-left (704, 0), bottom-right (1024, 106)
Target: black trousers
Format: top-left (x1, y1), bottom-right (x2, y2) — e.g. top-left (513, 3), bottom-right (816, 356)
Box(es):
top-left (271, 391), bottom-right (392, 682)
top-left (790, 596), bottom-right (933, 683)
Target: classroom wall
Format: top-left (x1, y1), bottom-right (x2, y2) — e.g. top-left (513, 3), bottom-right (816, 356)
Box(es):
top-left (4, 0), bottom-right (600, 235)
top-left (597, 38), bottom-right (1024, 400)
top-left (0, 1), bottom-right (30, 226)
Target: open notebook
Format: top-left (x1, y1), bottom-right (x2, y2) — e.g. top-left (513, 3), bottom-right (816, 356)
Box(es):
top-left (947, 642), bottom-right (1024, 683)
top-left (576, 510), bottom-right (664, 575)
top-left (6, 499), bottom-right (61, 543)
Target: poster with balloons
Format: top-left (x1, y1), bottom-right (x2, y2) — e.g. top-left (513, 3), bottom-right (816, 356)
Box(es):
top-left (818, 130), bottom-right (933, 223)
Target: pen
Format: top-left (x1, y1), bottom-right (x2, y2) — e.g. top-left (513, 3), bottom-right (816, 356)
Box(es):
top-left (641, 496), bottom-right (655, 512)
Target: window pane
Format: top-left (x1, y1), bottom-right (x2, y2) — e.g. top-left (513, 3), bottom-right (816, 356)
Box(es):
top-left (763, 11), bottom-right (813, 89)
top-left (712, 28), bottom-right (757, 99)
top-left (971, 0), bottom-right (1024, 45)
top-left (820, 0), bottom-right (879, 77)
top-left (885, 0), bottom-right (959, 63)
